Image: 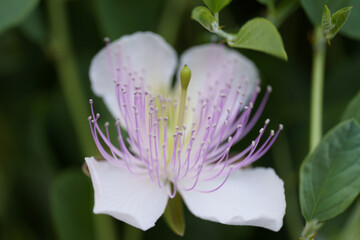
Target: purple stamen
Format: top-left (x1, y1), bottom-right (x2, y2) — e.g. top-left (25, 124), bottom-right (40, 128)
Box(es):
top-left (88, 42), bottom-right (283, 196)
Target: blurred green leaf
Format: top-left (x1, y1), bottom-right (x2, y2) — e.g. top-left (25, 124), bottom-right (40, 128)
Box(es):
top-left (321, 5), bottom-right (333, 39)
top-left (50, 170), bottom-right (95, 240)
top-left (300, 0), bottom-right (360, 40)
top-left (0, 0), bottom-right (39, 34)
top-left (228, 17), bottom-right (288, 60)
top-left (163, 194), bottom-right (185, 236)
top-left (339, 200), bottom-right (360, 240)
top-left (191, 6), bottom-right (218, 32)
top-left (203, 0), bottom-right (231, 14)
top-left (322, 5), bottom-right (353, 41)
top-left (331, 6), bottom-right (353, 38)
top-left (300, 120), bottom-right (360, 222)
top-left (342, 90), bottom-right (360, 124)
top-left (92, 0), bottom-right (163, 39)
top-left (20, 8), bottom-right (46, 45)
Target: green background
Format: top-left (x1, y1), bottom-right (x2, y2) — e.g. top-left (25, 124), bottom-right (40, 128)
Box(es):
top-left (0, 0), bottom-right (359, 239)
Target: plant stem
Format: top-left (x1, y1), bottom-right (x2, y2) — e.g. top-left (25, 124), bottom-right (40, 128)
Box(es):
top-left (215, 29), bottom-right (235, 42)
top-left (214, 12), bottom-right (219, 23)
top-left (124, 225), bottom-right (143, 240)
top-left (46, 0), bottom-right (93, 155)
top-left (309, 26), bottom-right (326, 151)
top-left (46, 0), bottom-right (117, 239)
top-left (272, 133), bottom-right (303, 240)
top-left (93, 215), bottom-right (118, 240)
top-left (267, 0), bottom-right (299, 27)
top-left (157, 0), bottom-right (189, 46)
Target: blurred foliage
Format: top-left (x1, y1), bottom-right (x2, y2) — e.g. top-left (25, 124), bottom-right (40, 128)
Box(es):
top-left (0, 0), bottom-right (39, 34)
top-left (0, 0), bottom-right (359, 239)
top-left (50, 170), bottom-right (95, 240)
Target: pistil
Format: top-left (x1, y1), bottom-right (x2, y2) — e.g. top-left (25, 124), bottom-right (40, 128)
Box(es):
top-left (177, 65), bottom-right (191, 129)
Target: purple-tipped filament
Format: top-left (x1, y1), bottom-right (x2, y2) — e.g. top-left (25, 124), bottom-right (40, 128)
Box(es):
top-left (88, 43), bottom-right (282, 198)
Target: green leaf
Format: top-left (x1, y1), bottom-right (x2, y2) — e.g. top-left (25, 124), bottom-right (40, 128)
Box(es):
top-left (228, 17), bottom-right (288, 60)
top-left (203, 0), bottom-right (232, 14)
top-left (50, 170), bottom-right (95, 240)
top-left (321, 5), bottom-right (333, 39)
top-left (163, 194), bottom-right (185, 236)
top-left (0, 0), bottom-right (39, 34)
top-left (342, 90), bottom-right (360, 124)
top-left (331, 6), bottom-right (353, 38)
top-left (191, 6), bottom-right (218, 32)
top-left (300, 0), bottom-right (360, 40)
top-left (340, 200), bottom-right (360, 240)
top-left (20, 8), bottom-right (46, 45)
top-left (322, 5), bottom-right (353, 40)
top-left (300, 120), bottom-right (360, 222)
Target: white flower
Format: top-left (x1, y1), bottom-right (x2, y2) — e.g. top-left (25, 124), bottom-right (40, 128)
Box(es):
top-left (86, 32), bottom-right (285, 232)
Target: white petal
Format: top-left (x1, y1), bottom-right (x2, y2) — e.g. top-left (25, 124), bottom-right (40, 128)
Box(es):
top-left (179, 167), bottom-right (285, 231)
top-left (85, 157), bottom-right (169, 230)
top-left (90, 32), bottom-right (177, 118)
top-left (177, 44), bottom-right (258, 126)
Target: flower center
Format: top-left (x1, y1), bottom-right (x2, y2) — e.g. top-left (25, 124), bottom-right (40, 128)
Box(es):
top-left (88, 40), bottom-right (283, 197)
